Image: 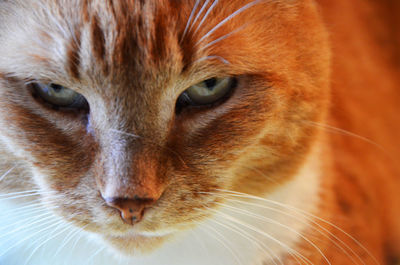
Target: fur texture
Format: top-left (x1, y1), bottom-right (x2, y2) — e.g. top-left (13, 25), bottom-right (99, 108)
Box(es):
top-left (0, 0), bottom-right (398, 264)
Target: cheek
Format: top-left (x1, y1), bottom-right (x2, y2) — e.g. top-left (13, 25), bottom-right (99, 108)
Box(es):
top-left (171, 88), bottom-right (273, 169)
top-left (169, 79), bottom-right (323, 197)
top-left (0, 99), bottom-right (96, 190)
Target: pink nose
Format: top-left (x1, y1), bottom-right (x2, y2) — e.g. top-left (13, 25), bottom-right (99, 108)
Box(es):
top-left (104, 197), bottom-right (156, 225)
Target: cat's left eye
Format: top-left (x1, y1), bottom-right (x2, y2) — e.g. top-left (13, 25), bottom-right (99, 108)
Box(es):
top-left (177, 77), bottom-right (237, 109)
top-left (32, 83), bottom-right (88, 110)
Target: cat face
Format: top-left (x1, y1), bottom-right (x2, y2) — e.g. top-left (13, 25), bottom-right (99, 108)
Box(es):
top-left (0, 0), bottom-right (330, 255)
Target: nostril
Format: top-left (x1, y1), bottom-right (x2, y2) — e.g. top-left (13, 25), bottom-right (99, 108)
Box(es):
top-left (104, 196), bottom-right (156, 225)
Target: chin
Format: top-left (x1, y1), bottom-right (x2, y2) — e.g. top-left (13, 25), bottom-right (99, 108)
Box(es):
top-left (102, 233), bottom-right (173, 256)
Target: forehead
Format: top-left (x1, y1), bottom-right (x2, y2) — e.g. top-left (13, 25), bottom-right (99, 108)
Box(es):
top-left (0, 0), bottom-right (291, 84)
top-left (67, 0), bottom-right (273, 86)
top-left (78, 1), bottom-right (185, 83)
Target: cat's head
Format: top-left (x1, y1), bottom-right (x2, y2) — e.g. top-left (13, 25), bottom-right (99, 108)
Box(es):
top-left (0, 0), bottom-right (330, 255)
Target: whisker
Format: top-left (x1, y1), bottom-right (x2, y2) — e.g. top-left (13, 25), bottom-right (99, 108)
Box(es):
top-left (204, 214), bottom-right (283, 265)
top-left (86, 246), bottom-right (106, 265)
top-left (216, 189), bottom-right (380, 265)
top-left (195, 55), bottom-right (230, 64)
top-left (24, 223), bottom-right (71, 265)
top-left (1, 201), bottom-right (44, 216)
top-left (190, 228), bottom-right (210, 258)
top-left (193, 0), bottom-right (220, 36)
top-left (52, 225), bottom-right (86, 259)
top-left (0, 211), bottom-right (59, 239)
top-left (198, 221), bottom-right (244, 265)
top-left (0, 219), bottom-right (65, 258)
top-left (0, 165), bottom-right (16, 182)
top-left (0, 192), bottom-right (58, 202)
top-left (0, 195), bottom-right (62, 218)
top-left (199, 24), bottom-right (247, 51)
top-left (23, 222), bottom-right (63, 251)
top-left (189, 0), bottom-right (211, 33)
top-left (301, 121), bottom-right (385, 152)
top-left (217, 202), bottom-right (331, 265)
top-left (196, 0), bottom-right (266, 45)
top-left (207, 206), bottom-right (313, 265)
top-left (0, 204), bottom-right (57, 226)
top-left (69, 226), bottom-right (87, 259)
top-left (0, 189), bottom-right (50, 197)
top-left (224, 197), bottom-right (365, 265)
top-left (180, 0), bottom-right (202, 43)
top-left (235, 163), bottom-right (280, 185)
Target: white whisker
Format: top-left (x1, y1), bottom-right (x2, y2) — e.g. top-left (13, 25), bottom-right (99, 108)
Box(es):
top-left (195, 55), bottom-right (230, 64)
top-left (0, 211), bottom-right (59, 239)
top-left (196, 0), bottom-right (265, 45)
top-left (0, 165), bottom-right (16, 182)
top-left (199, 24), bottom-right (247, 50)
top-left (86, 246), bottom-right (106, 265)
top-left (189, 0), bottom-right (211, 33)
top-left (0, 192), bottom-right (54, 202)
top-left (180, 0), bottom-right (202, 42)
top-left (0, 189), bottom-right (49, 197)
top-left (301, 121), bottom-right (385, 152)
top-left (216, 189), bottom-right (380, 265)
top-left (0, 205), bottom-right (57, 226)
top-left (193, 0), bottom-right (220, 36)
top-left (52, 225), bottom-right (86, 259)
top-left (199, 222), bottom-right (244, 265)
top-left (24, 223), bottom-right (71, 265)
top-left (0, 219), bottom-right (65, 258)
top-left (224, 197), bottom-right (365, 265)
top-left (190, 228), bottom-right (210, 258)
top-left (217, 202), bottom-right (331, 265)
top-left (207, 215), bottom-right (283, 265)
top-left (1, 201), bottom-right (43, 216)
top-left (236, 163), bottom-right (280, 185)
top-left (69, 226), bottom-right (87, 259)
top-left (208, 207), bottom-right (314, 265)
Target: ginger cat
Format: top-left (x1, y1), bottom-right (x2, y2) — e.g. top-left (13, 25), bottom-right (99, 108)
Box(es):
top-left (0, 0), bottom-right (399, 264)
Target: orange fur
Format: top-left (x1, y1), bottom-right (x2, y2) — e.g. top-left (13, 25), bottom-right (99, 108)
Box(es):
top-left (290, 1), bottom-right (400, 264)
top-left (0, 0), bottom-right (398, 264)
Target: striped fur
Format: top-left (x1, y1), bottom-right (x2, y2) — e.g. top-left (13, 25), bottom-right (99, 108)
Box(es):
top-left (0, 0), bottom-right (398, 264)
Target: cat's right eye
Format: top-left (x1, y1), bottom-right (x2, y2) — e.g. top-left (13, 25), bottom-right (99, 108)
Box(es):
top-left (32, 83), bottom-right (89, 110)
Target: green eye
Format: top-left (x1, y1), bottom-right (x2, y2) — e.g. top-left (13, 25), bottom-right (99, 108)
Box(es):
top-left (177, 77), bottom-right (236, 108)
top-left (33, 83), bottom-right (88, 109)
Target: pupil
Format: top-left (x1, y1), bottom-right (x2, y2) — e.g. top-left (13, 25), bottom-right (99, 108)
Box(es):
top-left (50, 84), bottom-right (63, 92)
top-left (204, 78), bottom-right (217, 90)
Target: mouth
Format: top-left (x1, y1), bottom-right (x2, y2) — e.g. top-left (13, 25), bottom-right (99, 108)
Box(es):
top-left (102, 231), bottom-right (174, 256)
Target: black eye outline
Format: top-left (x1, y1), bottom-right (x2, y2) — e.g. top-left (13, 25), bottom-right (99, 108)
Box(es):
top-left (31, 82), bottom-right (89, 112)
top-left (176, 77), bottom-right (237, 113)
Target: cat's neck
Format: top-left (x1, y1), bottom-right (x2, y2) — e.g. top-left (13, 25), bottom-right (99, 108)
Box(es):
top-left (253, 134), bottom-right (328, 264)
